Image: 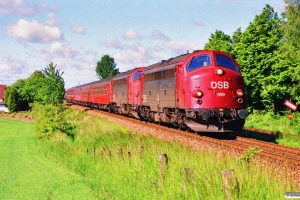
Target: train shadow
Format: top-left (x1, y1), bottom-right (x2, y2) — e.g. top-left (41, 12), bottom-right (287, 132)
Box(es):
top-left (230, 130), bottom-right (277, 143)
top-left (196, 130), bottom-right (277, 143)
top-left (196, 132), bottom-right (237, 140)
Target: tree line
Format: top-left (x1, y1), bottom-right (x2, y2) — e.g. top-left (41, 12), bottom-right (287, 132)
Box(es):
top-left (204, 1), bottom-right (300, 112)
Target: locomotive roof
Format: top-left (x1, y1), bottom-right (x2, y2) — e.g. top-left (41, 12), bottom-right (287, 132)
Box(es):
top-left (113, 67), bottom-right (143, 81)
top-left (144, 53), bottom-right (190, 73)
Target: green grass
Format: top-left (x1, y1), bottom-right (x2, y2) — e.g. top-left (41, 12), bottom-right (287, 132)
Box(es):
top-left (245, 110), bottom-right (300, 148)
top-left (1, 107), bottom-right (298, 199)
top-left (245, 110), bottom-right (300, 135)
top-left (36, 108), bottom-right (297, 199)
top-left (0, 119), bottom-right (99, 200)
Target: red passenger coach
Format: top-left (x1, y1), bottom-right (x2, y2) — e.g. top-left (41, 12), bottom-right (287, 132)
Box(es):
top-left (65, 87), bottom-right (75, 102)
top-left (89, 77), bottom-right (113, 110)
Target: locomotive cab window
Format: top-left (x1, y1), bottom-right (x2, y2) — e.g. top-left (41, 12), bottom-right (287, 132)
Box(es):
top-left (187, 54), bottom-right (211, 72)
top-left (133, 71), bottom-right (142, 81)
top-left (215, 54), bottom-right (239, 72)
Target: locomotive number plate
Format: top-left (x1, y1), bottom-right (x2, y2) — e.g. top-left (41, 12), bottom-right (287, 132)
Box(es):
top-left (216, 92), bottom-right (225, 97)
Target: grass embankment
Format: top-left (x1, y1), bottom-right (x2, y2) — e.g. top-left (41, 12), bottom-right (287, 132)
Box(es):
top-left (0, 119), bottom-right (99, 199)
top-left (1, 106), bottom-right (299, 199)
top-left (27, 106), bottom-right (300, 199)
top-left (245, 111), bottom-right (300, 148)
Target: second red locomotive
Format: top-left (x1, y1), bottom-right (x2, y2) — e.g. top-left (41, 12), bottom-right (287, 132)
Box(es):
top-left (66, 50), bottom-right (248, 132)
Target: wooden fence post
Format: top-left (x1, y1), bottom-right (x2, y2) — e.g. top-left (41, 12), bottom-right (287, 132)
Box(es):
top-left (128, 151), bottom-right (131, 168)
top-left (182, 168), bottom-right (194, 195)
top-left (138, 146), bottom-right (144, 170)
top-left (222, 169), bottom-right (239, 200)
top-left (106, 150), bottom-right (111, 160)
top-left (158, 154), bottom-right (168, 190)
top-left (138, 146), bottom-right (144, 159)
top-left (117, 148), bottom-right (123, 161)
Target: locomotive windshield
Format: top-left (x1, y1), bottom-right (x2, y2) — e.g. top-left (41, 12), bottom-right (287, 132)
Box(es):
top-left (215, 54), bottom-right (239, 72)
top-left (133, 71), bottom-right (142, 81)
top-left (186, 54), bottom-right (211, 72)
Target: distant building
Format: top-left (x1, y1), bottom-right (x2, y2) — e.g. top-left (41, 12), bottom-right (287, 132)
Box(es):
top-left (0, 85), bottom-right (9, 112)
top-left (0, 85), bottom-right (5, 104)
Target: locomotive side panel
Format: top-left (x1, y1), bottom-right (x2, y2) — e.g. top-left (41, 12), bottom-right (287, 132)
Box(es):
top-left (143, 64), bottom-right (180, 111)
top-left (143, 79), bottom-right (158, 111)
top-left (113, 78), bottom-right (127, 106)
top-left (158, 69), bottom-right (176, 109)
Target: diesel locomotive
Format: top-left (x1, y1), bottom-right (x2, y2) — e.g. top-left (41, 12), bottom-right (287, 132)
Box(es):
top-left (66, 50), bottom-right (248, 132)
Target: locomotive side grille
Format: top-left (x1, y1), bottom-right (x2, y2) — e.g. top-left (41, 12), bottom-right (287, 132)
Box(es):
top-left (114, 78), bottom-right (127, 86)
top-left (144, 69), bottom-right (174, 82)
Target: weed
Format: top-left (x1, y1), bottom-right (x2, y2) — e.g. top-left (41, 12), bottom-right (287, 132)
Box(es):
top-left (240, 146), bottom-right (262, 163)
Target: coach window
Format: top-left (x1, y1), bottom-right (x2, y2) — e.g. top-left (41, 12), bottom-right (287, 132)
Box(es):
top-left (133, 71), bottom-right (142, 81)
top-left (215, 54), bottom-right (239, 72)
top-left (186, 54), bottom-right (211, 72)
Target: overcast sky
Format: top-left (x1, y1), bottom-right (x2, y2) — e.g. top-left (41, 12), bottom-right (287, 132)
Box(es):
top-left (1, 0), bottom-right (285, 89)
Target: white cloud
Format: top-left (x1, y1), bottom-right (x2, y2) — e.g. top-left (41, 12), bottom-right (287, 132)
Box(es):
top-left (6, 19), bottom-right (62, 43)
top-left (45, 13), bottom-right (57, 27)
top-left (72, 26), bottom-right (85, 34)
top-left (163, 40), bottom-right (201, 54)
top-left (150, 29), bottom-right (170, 41)
top-left (114, 45), bottom-right (152, 64)
top-left (0, 0), bottom-right (38, 15)
top-left (270, 3), bottom-right (285, 13)
top-left (0, 53), bottom-right (30, 85)
top-left (50, 42), bottom-right (78, 58)
top-left (123, 29), bottom-right (141, 40)
top-left (84, 49), bottom-right (98, 56)
top-left (35, 47), bottom-right (52, 60)
top-left (193, 20), bottom-right (205, 27)
top-left (104, 38), bottom-right (122, 49)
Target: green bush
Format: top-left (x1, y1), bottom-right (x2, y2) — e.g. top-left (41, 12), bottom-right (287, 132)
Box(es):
top-left (34, 104), bottom-right (76, 139)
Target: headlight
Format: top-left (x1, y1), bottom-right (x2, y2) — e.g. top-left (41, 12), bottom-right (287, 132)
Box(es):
top-left (191, 89), bottom-right (204, 98)
top-left (236, 89), bottom-right (244, 97)
top-left (216, 68), bottom-right (223, 75)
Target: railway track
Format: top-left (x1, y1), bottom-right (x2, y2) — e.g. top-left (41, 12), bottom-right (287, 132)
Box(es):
top-left (70, 105), bottom-right (300, 168)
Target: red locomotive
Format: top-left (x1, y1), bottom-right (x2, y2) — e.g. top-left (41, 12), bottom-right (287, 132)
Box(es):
top-left (66, 50), bottom-right (248, 132)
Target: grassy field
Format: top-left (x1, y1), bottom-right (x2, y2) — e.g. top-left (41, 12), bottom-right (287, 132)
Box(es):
top-left (1, 106), bottom-right (299, 199)
top-left (25, 107), bottom-right (300, 199)
top-left (0, 119), bottom-right (99, 199)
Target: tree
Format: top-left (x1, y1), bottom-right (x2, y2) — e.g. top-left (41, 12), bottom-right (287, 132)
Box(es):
top-left (22, 70), bottom-right (46, 106)
top-left (4, 86), bottom-right (18, 112)
top-left (41, 62), bottom-right (65, 105)
top-left (4, 79), bottom-right (28, 112)
top-left (234, 4), bottom-right (284, 110)
top-left (231, 28), bottom-right (243, 58)
top-left (280, 0), bottom-right (300, 104)
top-left (204, 30), bottom-right (233, 55)
top-left (96, 55), bottom-right (119, 79)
